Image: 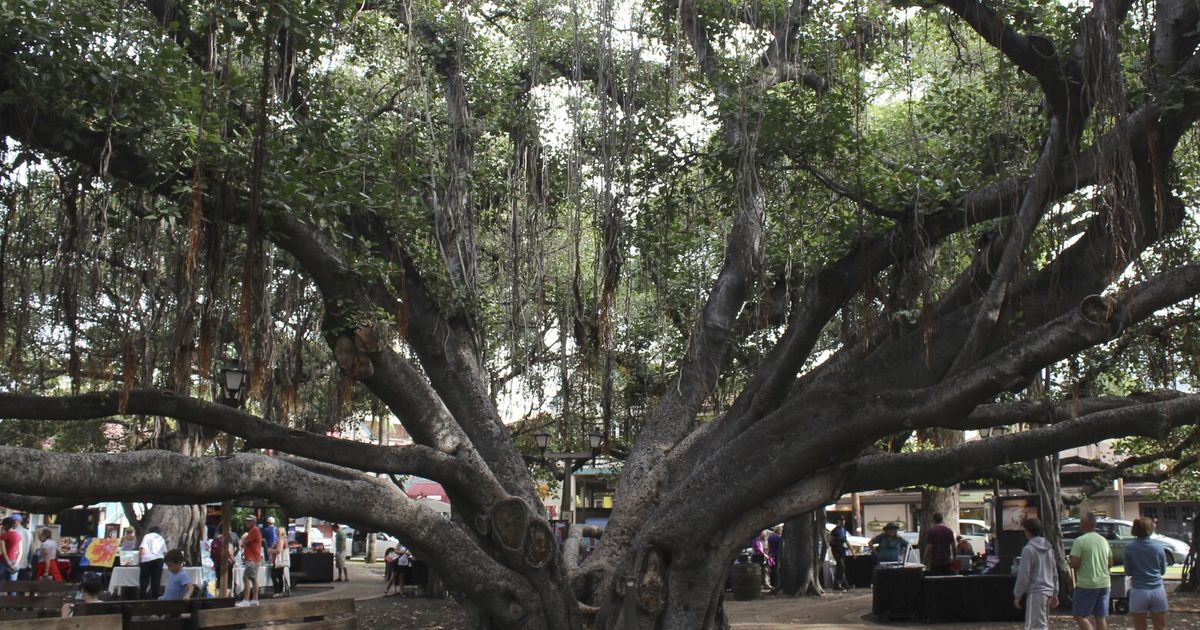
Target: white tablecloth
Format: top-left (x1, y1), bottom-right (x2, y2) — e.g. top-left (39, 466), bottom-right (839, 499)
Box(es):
top-left (231, 565), bottom-right (272, 595)
top-left (107, 566), bottom-right (203, 593)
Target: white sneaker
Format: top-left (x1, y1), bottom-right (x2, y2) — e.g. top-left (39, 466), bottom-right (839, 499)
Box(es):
top-left (235, 601), bottom-right (250, 607)
top-left (249, 600), bottom-right (259, 607)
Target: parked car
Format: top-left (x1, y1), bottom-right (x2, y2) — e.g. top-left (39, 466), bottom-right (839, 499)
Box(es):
top-left (958, 519), bottom-right (990, 555)
top-left (371, 532), bottom-right (401, 559)
top-left (1060, 518), bottom-right (1190, 565)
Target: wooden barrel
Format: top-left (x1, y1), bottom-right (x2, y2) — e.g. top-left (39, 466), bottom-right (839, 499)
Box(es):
top-left (730, 563), bottom-right (762, 601)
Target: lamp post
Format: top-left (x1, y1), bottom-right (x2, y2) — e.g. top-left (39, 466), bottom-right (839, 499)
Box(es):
top-left (527, 429), bottom-right (605, 524)
top-left (219, 359), bottom-right (248, 407)
top-left (216, 359), bottom-right (247, 596)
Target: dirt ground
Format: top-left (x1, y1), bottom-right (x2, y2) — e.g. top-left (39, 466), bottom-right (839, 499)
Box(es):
top-left (353, 586), bottom-right (1200, 629)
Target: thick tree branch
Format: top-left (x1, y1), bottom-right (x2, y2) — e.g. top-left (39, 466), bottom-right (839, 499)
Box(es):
top-left (0, 447), bottom-right (537, 626)
top-left (0, 389), bottom-right (506, 510)
top-left (873, 262), bottom-right (1200, 429)
top-left (937, 0), bottom-right (1070, 116)
top-left (847, 394), bottom-right (1200, 490)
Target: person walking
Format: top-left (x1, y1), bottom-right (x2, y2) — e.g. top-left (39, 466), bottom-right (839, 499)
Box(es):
top-left (924, 512), bottom-right (956, 575)
top-left (829, 518), bottom-right (851, 590)
top-left (138, 526), bottom-right (168, 599)
top-left (1069, 512), bottom-right (1112, 630)
top-left (333, 524), bottom-right (349, 582)
top-left (237, 516), bottom-right (262, 607)
top-left (1123, 517), bottom-right (1168, 630)
top-left (1013, 517), bottom-right (1059, 630)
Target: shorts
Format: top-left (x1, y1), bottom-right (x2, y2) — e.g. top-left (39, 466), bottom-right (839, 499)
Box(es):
top-left (1129, 586), bottom-right (1168, 614)
top-left (243, 561), bottom-right (261, 582)
top-left (1072, 587), bottom-right (1109, 618)
top-left (334, 554), bottom-right (346, 569)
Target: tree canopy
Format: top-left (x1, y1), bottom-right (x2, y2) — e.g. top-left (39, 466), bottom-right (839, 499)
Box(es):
top-left (1, 0), bottom-right (1199, 627)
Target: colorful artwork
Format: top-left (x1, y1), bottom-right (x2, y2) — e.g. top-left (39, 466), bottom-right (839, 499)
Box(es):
top-left (84, 537), bottom-right (120, 567)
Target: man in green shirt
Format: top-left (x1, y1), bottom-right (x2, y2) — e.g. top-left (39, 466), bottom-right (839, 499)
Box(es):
top-left (1069, 512), bottom-right (1113, 630)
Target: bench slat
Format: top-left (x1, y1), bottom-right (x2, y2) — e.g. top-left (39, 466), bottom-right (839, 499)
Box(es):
top-left (0, 613), bottom-right (123, 630)
top-left (0, 611), bottom-right (42, 621)
top-left (196, 598), bottom-right (355, 628)
top-left (75, 597), bottom-right (239, 621)
top-left (0, 596), bottom-right (69, 608)
top-left (266, 617), bottom-right (357, 630)
top-left (0, 583), bottom-right (76, 595)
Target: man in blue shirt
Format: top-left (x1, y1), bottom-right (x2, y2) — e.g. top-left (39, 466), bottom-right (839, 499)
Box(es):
top-left (262, 517), bottom-right (278, 565)
top-left (870, 523), bottom-right (909, 563)
top-left (829, 517), bottom-right (851, 589)
top-left (160, 550), bottom-right (193, 600)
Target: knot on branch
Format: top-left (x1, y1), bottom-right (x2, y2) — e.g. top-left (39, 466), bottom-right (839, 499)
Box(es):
top-left (333, 326), bottom-right (382, 380)
top-left (636, 548), bottom-right (667, 614)
top-left (1028, 34), bottom-right (1056, 60)
top-left (489, 498), bottom-right (557, 570)
top-left (1079, 294), bottom-right (1114, 326)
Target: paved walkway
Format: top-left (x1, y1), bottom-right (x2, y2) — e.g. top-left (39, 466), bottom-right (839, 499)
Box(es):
top-left (727, 592), bottom-right (878, 629)
top-left (280, 559), bottom-right (389, 602)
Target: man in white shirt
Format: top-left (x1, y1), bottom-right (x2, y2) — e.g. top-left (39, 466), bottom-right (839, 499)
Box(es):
top-left (138, 527), bottom-right (169, 599)
top-left (13, 514), bottom-right (34, 580)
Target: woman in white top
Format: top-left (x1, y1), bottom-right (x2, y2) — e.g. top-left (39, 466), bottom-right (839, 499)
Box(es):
top-left (270, 533), bottom-right (290, 597)
top-left (34, 529), bottom-right (62, 581)
top-left (138, 527), bottom-right (168, 599)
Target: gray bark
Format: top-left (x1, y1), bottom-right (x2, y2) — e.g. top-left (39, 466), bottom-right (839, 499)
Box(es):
top-left (778, 511), bottom-right (824, 596)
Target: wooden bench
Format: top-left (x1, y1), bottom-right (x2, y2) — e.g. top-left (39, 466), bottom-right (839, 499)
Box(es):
top-left (0, 582), bottom-right (78, 620)
top-left (75, 598), bottom-right (237, 630)
top-left (0, 613), bottom-right (122, 630)
top-left (195, 598), bottom-right (355, 630)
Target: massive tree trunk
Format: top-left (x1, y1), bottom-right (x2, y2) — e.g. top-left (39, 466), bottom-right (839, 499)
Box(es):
top-left (2, 0), bottom-right (1199, 627)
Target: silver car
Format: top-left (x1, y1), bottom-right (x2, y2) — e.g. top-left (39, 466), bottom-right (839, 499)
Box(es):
top-left (1060, 518), bottom-right (1190, 565)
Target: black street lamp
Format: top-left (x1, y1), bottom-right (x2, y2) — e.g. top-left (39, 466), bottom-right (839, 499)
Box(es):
top-left (219, 359), bottom-right (248, 407)
top-left (588, 430), bottom-right (603, 458)
top-left (533, 430), bottom-right (551, 457)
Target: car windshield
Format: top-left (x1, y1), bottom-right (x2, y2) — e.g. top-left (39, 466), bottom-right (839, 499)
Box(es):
top-left (1114, 523), bottom-right (1133, 539)
top-left (1061, 524), bottom-right (1082, 538)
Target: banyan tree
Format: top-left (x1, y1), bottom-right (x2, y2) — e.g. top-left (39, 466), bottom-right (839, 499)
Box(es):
top-left (2, 0), bottom-right (1200, 627)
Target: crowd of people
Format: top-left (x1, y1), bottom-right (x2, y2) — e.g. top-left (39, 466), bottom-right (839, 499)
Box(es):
top-left (828, 510), bottom-right (1171, 630)
top-left (1, 514), bottom-right (67, 582)
top-left (1014, 512), bottom-right (1169, 630)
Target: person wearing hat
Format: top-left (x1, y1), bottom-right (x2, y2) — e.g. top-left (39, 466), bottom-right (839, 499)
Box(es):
top-left (261, 517), bottom-right (278, 567)
top-left (237, 516), bottom-right (262, 607)
top-left (869, 523), bottom-right (910, 564)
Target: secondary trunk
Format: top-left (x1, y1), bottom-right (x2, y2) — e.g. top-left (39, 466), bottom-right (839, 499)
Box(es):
top-left (778, 511), bottom-right (824, 596)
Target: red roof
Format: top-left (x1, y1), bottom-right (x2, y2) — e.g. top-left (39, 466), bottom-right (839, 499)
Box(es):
top-left (405, 480), bottom-right (450, 503)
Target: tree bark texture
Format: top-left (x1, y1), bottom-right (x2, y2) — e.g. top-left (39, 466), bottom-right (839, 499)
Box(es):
top-left (2, 0), bottom-right (1200, 627)
top-left (779, 511), bottom-right (825, 597)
